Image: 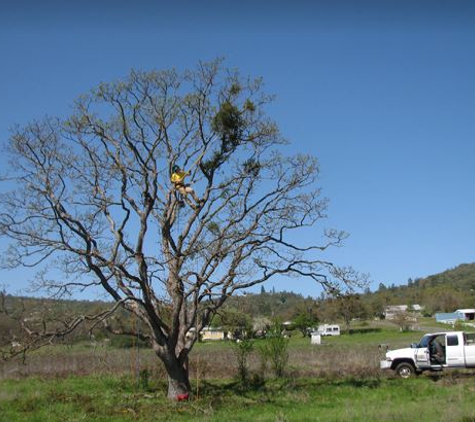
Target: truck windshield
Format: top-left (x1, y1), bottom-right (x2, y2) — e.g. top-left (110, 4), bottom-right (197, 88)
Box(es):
top-left (417, 336), bottom-right (430, 348)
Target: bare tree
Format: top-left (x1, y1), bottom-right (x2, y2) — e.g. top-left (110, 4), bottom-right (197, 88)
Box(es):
top-left (337, 293), bottom-right (368, 332)
top-left (0, 59), bottom-right (361, 399)
top-left (390, 310), bottom-right (418, 332)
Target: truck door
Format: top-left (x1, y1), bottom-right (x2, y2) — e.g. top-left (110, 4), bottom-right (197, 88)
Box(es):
top-left (415, 347), bottom-right (430, 367)
top-left (445, 333), bottom-right (464, 367)
top-left (415, 335), bottom-right (431, 368)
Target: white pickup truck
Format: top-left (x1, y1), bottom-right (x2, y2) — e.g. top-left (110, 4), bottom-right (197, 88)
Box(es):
top-left (380, 331), bottom-right (475, 378)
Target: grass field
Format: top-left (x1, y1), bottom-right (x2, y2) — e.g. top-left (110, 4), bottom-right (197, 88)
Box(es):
top-left (2, 373), bottom-right (475, 421)
top-left (2, 324), bottom-right (475, 421)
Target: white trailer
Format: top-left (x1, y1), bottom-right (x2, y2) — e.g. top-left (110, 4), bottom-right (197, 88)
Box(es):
top-left (317, 324), bottom-right (340, 336)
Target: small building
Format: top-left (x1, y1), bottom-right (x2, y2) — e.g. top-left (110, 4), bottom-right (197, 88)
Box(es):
top-left (435, 309), bottom-right (475, 325)
top-left (200, 326), bottom-right (226, 341)
top-left (384, 304), bottom-right (424, 320)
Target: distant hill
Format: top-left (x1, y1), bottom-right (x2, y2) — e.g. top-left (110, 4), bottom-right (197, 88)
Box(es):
top-left (414, 263), bottom-right (475, 291)
top-left (217, 262), bottom-right (475, 323)
top-left (370, 262), bottom-right (475, 315)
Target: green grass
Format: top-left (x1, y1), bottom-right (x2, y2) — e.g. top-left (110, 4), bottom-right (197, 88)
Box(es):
top-left (3, 325), bottom-right (475, 421)
top-left (326, 329), bottom-right (423, 348)
top-left (2, 374), bottom-right (475, 421)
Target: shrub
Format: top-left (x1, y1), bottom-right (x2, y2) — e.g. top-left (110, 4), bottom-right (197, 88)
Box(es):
top-left (232, 339), bottom-right (254, 384)
top-left (259, 320), bottom-right (289, 378)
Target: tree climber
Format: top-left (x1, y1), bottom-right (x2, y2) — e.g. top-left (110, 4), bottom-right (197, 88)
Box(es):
top-left (170, 165), bottom-right (200, 207)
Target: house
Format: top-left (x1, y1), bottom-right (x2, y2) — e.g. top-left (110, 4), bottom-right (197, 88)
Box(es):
top-left (435, 309), bottom-right (475, 325)
top-left (384, 305), bottom-right (424, 320)
top-left (200, 326), bottom-right (226, 341)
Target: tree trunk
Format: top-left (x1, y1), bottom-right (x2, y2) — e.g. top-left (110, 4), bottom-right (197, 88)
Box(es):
top-left (163, 356), bottom-right (191, 401)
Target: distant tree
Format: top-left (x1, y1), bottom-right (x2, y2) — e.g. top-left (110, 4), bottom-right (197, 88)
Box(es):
top-left (212, 307), bottom-right (251, 340)
top-left (366, 294), bottom-right (387, 320)
top-left (0, 59), bottom-right (363, 400)
top-left (291, 298), bottom-right (319, 336)
top-left (424, 286), bottom-right (465, 314)
top-left (292, 311), bottom-right (318, 337)
top-left (337, 294), bottom-right (368, 331)
top-left (252, 316), bottom-right (271, 337)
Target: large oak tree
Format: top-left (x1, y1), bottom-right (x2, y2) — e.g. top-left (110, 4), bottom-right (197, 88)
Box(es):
top-left (0, 60), bottom-right (360, 399)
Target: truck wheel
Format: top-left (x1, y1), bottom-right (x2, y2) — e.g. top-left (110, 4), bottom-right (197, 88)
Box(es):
top-left (395, 362), bottom-right (415, 379)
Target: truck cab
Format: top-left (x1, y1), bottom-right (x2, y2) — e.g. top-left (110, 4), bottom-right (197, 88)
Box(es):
top-left (381, 331), bottom-right (475, 378)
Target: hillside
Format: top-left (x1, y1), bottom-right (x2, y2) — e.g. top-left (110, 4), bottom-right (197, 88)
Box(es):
top-left (219, 262), bottom-right (475, 321)
top-left (369, 262), bottom-right (475, 315)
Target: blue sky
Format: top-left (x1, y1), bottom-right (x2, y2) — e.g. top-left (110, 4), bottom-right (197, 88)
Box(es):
top-left (1, 0), bottom-right (474, 298)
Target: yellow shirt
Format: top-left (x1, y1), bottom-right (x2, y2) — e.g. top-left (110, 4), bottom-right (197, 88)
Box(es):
top-left (171, 170), bottom-right (188, 185)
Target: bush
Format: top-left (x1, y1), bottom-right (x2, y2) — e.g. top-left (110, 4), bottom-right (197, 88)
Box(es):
top-left (232, 339), bottom-right (254, 384)
top-left (259, 320), bottom-right (289, 378)
top-left (340, 327), bottom-right (382, 335)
